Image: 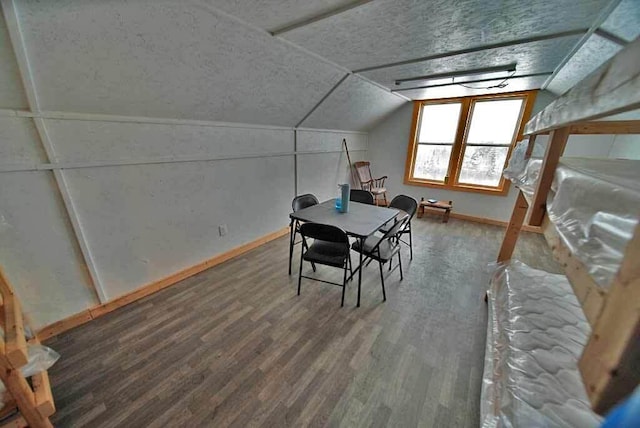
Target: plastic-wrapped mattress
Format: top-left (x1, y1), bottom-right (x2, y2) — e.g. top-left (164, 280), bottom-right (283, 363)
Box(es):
top-left (504, 150), bottom-right (640, 288)
top-left (481, 261), bottom-right (601, 428)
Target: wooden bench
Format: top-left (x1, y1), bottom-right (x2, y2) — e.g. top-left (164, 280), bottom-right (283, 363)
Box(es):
top-left (417, 198), bottom-right (453, 223)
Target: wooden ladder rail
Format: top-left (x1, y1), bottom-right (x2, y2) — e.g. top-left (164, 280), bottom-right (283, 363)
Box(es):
top-left (0, 268), bottom-right (54, 428)
top-left (579, 220), bottom-right (640, 413)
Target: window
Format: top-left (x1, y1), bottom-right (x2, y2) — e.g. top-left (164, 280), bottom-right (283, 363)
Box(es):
top-left (404, 91), bottom-right (536, 195)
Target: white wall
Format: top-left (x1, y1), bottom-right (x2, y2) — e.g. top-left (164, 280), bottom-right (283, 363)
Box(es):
top-left (609, 135), bottom-right (640, 159)
top-left (0, 0), bottom-right (379, 329)
top-left (367, 91), bottom-right (638, 222)
top-left (297, 130), bottom-right (368, 201)
top-left (0, 114), bottom-right (367, 327)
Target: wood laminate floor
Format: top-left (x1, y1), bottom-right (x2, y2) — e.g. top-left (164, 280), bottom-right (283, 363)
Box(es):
top-left (46, 216), bottom-right (560, 427)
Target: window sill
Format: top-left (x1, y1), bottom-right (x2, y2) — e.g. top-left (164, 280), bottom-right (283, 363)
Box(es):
top-left (403, 178), bottom-right (511, 196)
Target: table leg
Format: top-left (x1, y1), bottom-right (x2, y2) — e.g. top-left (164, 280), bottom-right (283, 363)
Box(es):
top-left (357, 237), bottom-right (364, 307)
top-left (444, 209), bottom-right (451, 223)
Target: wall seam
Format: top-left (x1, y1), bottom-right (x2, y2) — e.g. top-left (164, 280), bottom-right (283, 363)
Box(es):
top-left (1, 0), bottom-right (107, 304)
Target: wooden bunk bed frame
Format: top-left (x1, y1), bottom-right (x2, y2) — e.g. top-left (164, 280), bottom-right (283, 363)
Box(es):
top-left (0, 268), bottom-right (55, 428)
top-left (497, 36), bottom-right (640, 415)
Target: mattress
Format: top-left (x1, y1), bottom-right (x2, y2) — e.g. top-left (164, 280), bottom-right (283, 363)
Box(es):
top-left (481, 261), bottom-right (601, 428)
top-left (504, 151), bottom-right (640, 288)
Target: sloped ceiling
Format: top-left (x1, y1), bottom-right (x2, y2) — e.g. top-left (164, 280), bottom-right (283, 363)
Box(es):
top-left (300, 76), bottom-right (405, 131)
top-left (205, 0), bottom-right (358, 33)
top-left (0, 11), bottom-right (27, 109)
top-left (361, 36), bottom-right (581, 100)
top-left (17, 0), bottom-right (346, 126)
top-left (600, 0), bottom-right (640, 42)
top-left (545, 0), bottom-right (640, 95)
top-left (4, 0), bottom-right (636, 130)
top-left (279, 0), bottom-right (605, 72)
top-left (546, 33), bottom-right (622, 95)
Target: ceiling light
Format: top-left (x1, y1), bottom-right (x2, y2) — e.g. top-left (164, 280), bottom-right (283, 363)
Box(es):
top-left (394, 63), bottom-right (518, 86)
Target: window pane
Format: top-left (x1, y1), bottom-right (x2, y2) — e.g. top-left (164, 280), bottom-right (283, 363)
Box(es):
top-left (413, 144), bottom-right (452, 181)
top-left (458, 146), bottom-right (509, 187)
top-left (418, 103), bottom-right (461, 143)
top-left (467, 99), bottom-right (523, 145)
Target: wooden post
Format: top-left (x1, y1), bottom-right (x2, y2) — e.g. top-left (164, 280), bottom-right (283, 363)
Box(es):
top-left (524, 134), bottom-right (537, 158)
top-left (528, 127), bottom-right (570, 226)
top-left (497, 191), bottom-right (529, 262)
top-left (579, 219), bottom-right (640, 414)
top-left (0, 366), bottom-right (53, 428)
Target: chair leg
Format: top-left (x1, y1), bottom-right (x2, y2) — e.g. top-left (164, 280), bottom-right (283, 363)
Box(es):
top-left (383, 193), bottom-right (388, 207)
top-left (297, 248), bottom-right (304, 296)
top-left (288, 220), bottom-right (295, 275)
top-left (409, 225), bottom-right (413, 260)
top-left (341, 260), bottom-right (348, 307)
top-left (398, 250), bottom-right (403, 281)
top-left (348, 254), bottom-right (354, 281)
top-left (378, 260), bottom-right (386, 301)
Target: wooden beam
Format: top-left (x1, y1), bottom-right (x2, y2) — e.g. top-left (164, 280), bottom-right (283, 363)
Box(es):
top-left (569, 120), bottom-right (640, 135)
top-left (526, 37), bottom-right (640, 135)
top-left (0, 269), bottom-right (28, 369)
top-left (31, 371), bottom-right (55, 418)
top-left (528, 127), bottom-right (570, 226)
top-left (579, 219), bottom-right (640, 414)
top-left (497, 191), bottom-right (529, 262)
top-left (0, 367), bottom-right (52, 428)
top-left (524, 134), bottom-right (537, 158)
top-left (541, 216), bottom-right (605, 325)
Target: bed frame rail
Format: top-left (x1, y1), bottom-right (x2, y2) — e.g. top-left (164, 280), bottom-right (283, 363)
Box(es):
top-left (0, 268), bottom-right (54, 428)
top-left (496, 35), bottom-right (640, 415)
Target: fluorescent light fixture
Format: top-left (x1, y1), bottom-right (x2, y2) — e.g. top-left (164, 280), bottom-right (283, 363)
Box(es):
top-left (394, 63), bottom-right (517, 86)
top-left (390, 71), bottom-right (553, 92)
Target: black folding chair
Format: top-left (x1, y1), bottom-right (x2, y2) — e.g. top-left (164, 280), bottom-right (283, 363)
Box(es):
top-left (381, 195), bottom-right (418, 259)
top-left (297, 223), bottom-right (353, 306)
top-left (289, 194), bottom-right (319, 275)
top-left (349, 189), bottom-right (375, 205)
top-left (350, 214), bottom-right (409, 302)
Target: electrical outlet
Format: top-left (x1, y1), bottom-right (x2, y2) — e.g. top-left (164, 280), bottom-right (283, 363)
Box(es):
top-left (218, 224), bottom-right (228, 237)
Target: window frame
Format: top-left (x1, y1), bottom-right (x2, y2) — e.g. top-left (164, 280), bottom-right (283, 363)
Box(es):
top-left (404, 90), bottom-right (537, 196)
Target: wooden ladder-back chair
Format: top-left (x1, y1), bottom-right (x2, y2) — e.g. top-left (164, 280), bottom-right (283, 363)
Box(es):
top-left (0, 268), bottom-right (55, 428)
top-left (353, 161), bottom-right (388, 206)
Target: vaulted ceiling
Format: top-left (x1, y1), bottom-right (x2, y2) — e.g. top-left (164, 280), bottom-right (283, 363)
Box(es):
top-left (1, 0), bottom-right (638, 130)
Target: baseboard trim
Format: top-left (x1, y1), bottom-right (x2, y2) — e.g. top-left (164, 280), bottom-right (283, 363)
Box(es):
top-left (420, 208), bottom-right (542, 233)
top-left (38, 226), bottom-right (290, 340)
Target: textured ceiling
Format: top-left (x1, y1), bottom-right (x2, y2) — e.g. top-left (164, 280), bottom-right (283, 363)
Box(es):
top-left (16, 0), bottom-right (345, 126)
top-left (280, 0), bottom-right (606, 72)
top-left (0, 12), bottom-right (27, 109)
top-left (546, 33), bottom-right (622, 95)
top-left (361, 35), bottom-right (581, 90)
top-left (300, 76), bottom-right (406, 131)
top-left (207, 0), bottom-right (357, 32)
top-left (3, 0), bottom-right (630, 129)
top-left (600, 0), bottom-right (640, 42)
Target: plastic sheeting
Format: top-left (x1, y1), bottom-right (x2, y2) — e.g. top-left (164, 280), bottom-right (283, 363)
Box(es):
top-left (0, 343), bottom-right (60, 408)
top-left (481, 261), bottom-right (601, 428)
top-left (504, 154), bottom-right (640, 288)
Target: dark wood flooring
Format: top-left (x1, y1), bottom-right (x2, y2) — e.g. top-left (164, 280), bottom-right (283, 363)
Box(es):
top-left (45, 216), bottom-right (559, 427)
